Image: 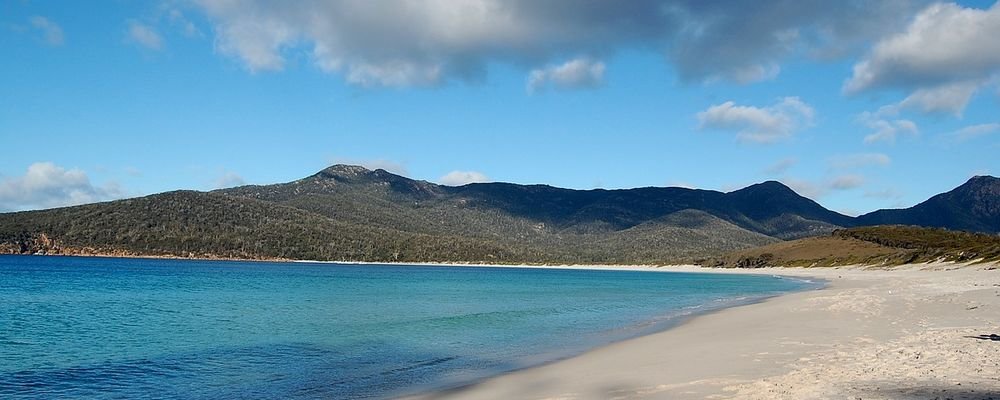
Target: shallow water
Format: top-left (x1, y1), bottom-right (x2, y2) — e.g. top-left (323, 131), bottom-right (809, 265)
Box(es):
top-left (0, 255), bottom-right (814, 399)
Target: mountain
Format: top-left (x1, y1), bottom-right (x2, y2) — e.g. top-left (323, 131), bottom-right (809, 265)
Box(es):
top-left (720, 181), bottom-right (855, 239)
top-left (1, 165), bottom-right (997, 264)
top-left (0, 190), bottom-right (553, 262)
top-left (856, 176), bottom-right (1000, 233)
top-left (220, 166), bottom-right (848, 239)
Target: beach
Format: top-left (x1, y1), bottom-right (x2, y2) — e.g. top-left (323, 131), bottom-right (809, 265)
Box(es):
top-left (410, 263), bottom-right (1000, 400)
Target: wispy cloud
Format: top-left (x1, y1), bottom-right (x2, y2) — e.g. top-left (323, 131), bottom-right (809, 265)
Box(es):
top-left (763, 158), bottom-right (797, 175)
top-left (864, 188), bottom-right (903, 200)
top-left (947, 123), bottom-right (1000, 142)
top-left (527, 58), bottom-right (605, 93)
top-left (123, 166), bottom-right (143, 177)
top-left (697, 97), bottom-right (814, 143)
top-left (829, 174), bottom-right (865, 190)
top-left (127, 20), bottom-right (163, 50)
top-left (782, 178), bottom-right (826, 200)
top-left (167, 8), bottom-right (201, 37)
top-left (780, 173), bottom-right (868, 200)
top-left (214, 171), bottom-right (245, 189)
top-left (828, 153), bottom-right (891, 169)
top-left (29, 16), bottom-right (63, 46)
top-left (857, 107), bottom-right (918, 144)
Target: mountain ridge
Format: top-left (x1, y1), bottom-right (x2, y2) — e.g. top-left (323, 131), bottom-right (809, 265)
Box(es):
top-left (1, 165), bottom-right (997, 264)
top-left (220, 165), bottom-right (853, 239)
top-left (856, 175), bottom-right (1000, 233)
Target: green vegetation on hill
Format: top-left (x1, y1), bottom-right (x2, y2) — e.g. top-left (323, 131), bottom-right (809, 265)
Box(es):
top-left (1, 165), bottom-right (998, 265)
top-left (0, 191), bottom-right (553, 262)
top-left (700, 225), bottom-right (1000, 268)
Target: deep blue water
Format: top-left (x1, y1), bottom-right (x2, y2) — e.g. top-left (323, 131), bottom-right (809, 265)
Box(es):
top-left (0, 255), bottom-right (816, 399)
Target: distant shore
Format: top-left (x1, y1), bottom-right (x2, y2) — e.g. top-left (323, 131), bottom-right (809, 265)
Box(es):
top-left (0, 251), bottom-right (690, 270)
top-left (409, 262), bottom-right (1000, 400)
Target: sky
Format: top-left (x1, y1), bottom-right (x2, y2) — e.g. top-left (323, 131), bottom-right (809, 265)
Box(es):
top-left (1, 0), bottom-right (999, 216)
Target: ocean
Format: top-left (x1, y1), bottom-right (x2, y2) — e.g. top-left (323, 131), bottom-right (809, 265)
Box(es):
top-left (0, 255), bottom-right (816, 399)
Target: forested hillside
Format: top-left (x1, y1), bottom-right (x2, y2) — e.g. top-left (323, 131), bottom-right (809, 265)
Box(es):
top-left (1, 165), bottom-right (997, 264)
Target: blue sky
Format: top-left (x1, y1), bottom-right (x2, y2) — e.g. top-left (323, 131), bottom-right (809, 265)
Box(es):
top-left (2, 1), bottom-right (999, 215)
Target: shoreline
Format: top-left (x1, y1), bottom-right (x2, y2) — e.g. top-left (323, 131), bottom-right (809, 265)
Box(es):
top-left (409, 262), bottom-right (1000, 400)
top-left (0, 252), bottom-right (680, 270)
top-left (395, 278), bottom-right (819, 400)
top-left (0, 252), bottom-right (702, 272)
top-left (7, 254), bottom-right (998, 398)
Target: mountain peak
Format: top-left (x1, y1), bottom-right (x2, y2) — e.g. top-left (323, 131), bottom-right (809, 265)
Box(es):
top-left (303, 163), bottom-right (441, 198)
top-left (856, 175), bottom-right (999, 233)
top-left (949, 175), bottom-right (1000, 200)
top-left (963, 175), bottom-right (999, 187)
top-left (316, 164), bottom-right (372, 178)
top-left (730, 180), bottom-right (796, 196)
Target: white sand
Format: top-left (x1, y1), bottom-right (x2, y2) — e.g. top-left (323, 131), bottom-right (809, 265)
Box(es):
top-left (408, 263), bottom-right (1000, 400)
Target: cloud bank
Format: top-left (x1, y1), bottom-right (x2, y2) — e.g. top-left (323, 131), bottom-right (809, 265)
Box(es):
top-left (0, 162), bottom-right (124, 211)
top-left (186, 0), bottom-right (920, 87)
top-left (845, 2), bottom-right (1000, 114)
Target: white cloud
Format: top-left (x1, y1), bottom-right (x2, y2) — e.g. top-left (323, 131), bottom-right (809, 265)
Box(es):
top-left (858, 109), bottom-right (918, 144)
top-left (845, 2), bottom-right (1000, 114)
top-left (763, 158), bottom-right (797, 175)
top-left (664, 1), bottom-right (919, 83)
top-left (697, 97), bottom-right (814, 143)
top-left (184, 0), bottom-right (920, 87)
top-left (527, 58), bottom-right (605, 93)
top-left (0, 162), bottom-right (125, 211)
top-left (947, 122), bottom-right (1000, 142)
top-left (29, 16), bottom-right (63, 46)
top-left (828, 153), bottom-right (891, 169)
top-left (214, 172), bottom-right (246, 189)
top-left (439, 170), bottom-right (489, 186)
top-left (127, 20), bottom-right (163, 50)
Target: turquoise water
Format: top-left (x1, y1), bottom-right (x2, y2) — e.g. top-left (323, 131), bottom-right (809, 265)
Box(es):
top-left (0, 255), bottom-right (816, 399)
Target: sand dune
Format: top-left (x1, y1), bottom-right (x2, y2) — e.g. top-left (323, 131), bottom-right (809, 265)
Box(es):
top-left (409, 263), bottom-right (1000, 399)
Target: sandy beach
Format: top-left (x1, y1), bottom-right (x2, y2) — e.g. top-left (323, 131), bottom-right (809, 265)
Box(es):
top-left (409, 263), bottom-right (1000, 400)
